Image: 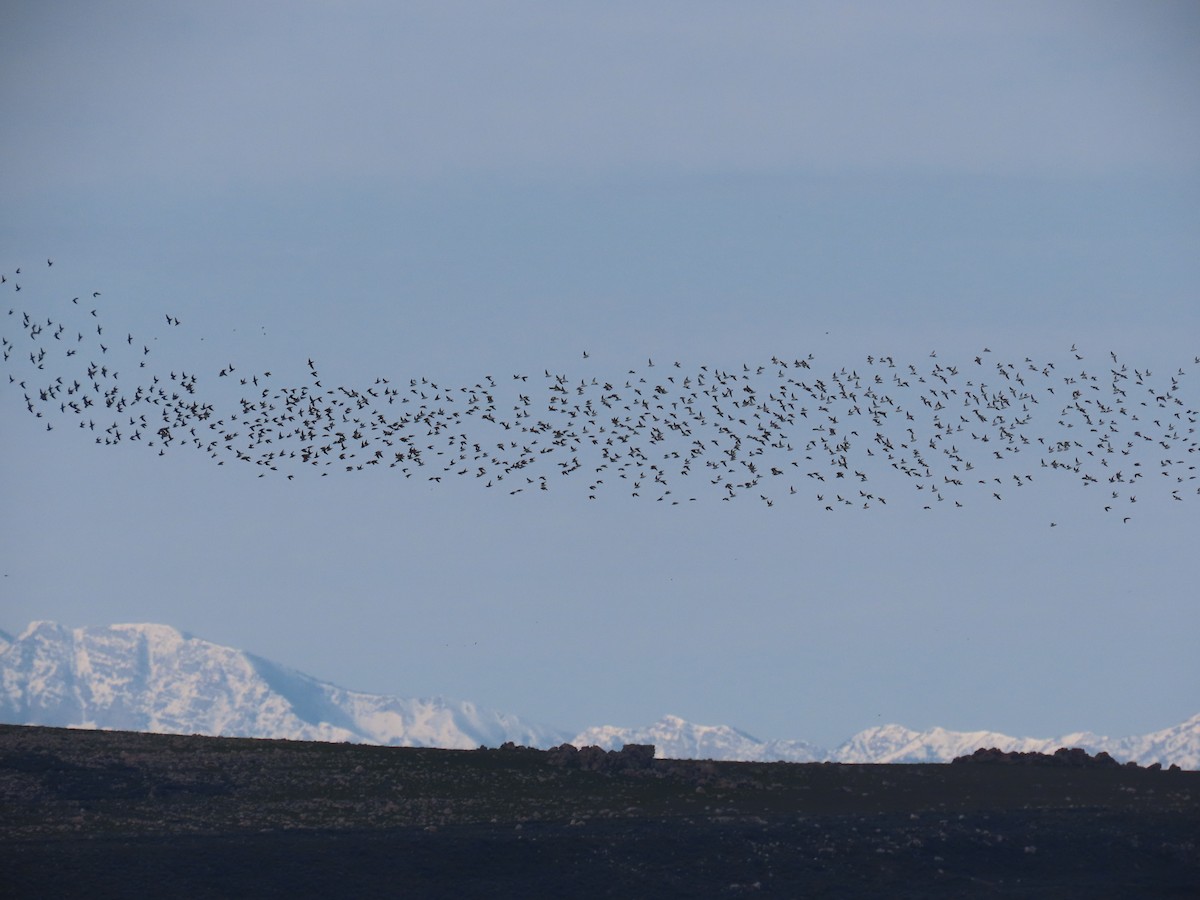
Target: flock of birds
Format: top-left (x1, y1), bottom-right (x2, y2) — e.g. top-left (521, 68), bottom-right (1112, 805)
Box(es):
top-left (4, 259), bottom-right (1198, 517)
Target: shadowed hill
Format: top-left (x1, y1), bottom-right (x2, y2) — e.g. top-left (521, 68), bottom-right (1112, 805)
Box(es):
top-left (2, 724), bottom-right (1197, 897)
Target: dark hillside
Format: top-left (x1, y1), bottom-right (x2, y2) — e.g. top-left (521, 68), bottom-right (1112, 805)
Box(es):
top-left (2, 725), bottom-right (1197, 897)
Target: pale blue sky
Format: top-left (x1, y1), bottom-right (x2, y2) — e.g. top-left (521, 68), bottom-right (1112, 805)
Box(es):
top-left (2, 1), bottom-right (1198, 747)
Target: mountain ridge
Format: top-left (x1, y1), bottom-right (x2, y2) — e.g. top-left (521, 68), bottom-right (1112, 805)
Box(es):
top-left (2, 621), bottom-right (1196, 768)
top-left (0, 621), bottom-right (568, 749)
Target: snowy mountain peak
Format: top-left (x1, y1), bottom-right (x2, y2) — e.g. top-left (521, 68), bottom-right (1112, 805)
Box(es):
top-left (573, 714), bottom-right (827, 762)
top-left (0, 621), bottom-right (567, 749)
top-left (109, 622), bottom-right (192, 640)
top-left (19, 620), bottom-right (69, 640)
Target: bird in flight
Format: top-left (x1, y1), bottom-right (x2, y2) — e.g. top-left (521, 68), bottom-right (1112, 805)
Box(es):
top-left (3, 259), bottom-right (1197, 518)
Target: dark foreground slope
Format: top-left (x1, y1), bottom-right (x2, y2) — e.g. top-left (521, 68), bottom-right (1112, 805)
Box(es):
top-left (2, 725), bottom-right (1197, 898)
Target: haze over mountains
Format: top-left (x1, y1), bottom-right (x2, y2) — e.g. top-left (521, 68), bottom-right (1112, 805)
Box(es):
top-left (2, 622), bottom-right (1196, 768)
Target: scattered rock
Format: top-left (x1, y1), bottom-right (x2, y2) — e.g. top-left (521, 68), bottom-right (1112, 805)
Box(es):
top-left (544, 742), bottom-right (656, 773)
top-left (953, 747), bottom-right (1137, 768)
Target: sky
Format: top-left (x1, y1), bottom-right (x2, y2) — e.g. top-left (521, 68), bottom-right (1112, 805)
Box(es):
top-left (2, 1), bottom-right (1199, 749)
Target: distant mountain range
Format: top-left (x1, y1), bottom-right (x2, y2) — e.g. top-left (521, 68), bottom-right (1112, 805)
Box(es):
top-left (0, 622), bottom-right (566, 750)
top-left (578, 714), bottom-right (1200, 770)
top-left (2, 622), bottom-right (1196, 768)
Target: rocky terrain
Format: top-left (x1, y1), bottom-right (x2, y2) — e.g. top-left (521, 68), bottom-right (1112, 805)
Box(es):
top-left (2, 724), bottom-right (1197, 897)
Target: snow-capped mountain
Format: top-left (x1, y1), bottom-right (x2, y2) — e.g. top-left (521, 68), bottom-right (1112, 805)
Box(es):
top-left (831, 715), bottom-right (1200, 768)
top-left (572, 714), bottom-right (827, 763)
top-left (0, 621), bottom-right (568, 749)
top-left (1097, 714), bottom-right (1200, 769)
top-left (828, 723), bottom-right (1095, 764)
top-left (1, 622), bottom-right (1196, 768)
top-left (577, 714), bottom-right (1200, 769)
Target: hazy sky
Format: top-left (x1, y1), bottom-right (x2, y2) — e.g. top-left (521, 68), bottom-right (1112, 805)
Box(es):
top-left (3, 1), bottom-right (1199, 748)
